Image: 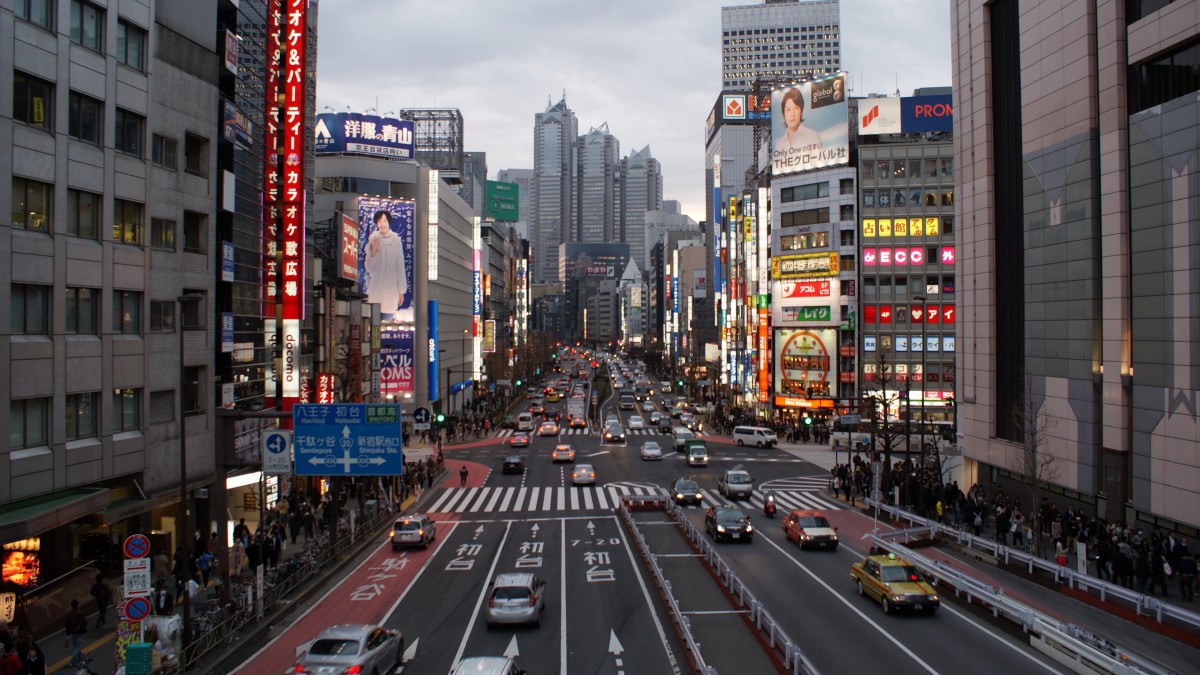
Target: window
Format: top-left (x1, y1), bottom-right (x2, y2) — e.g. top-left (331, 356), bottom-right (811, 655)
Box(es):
top-left (942, 217), bottom-right (954, 235)
top-left (839, 178), bottom-right (854, 195)
top-left (113, 388), bottom-right (142, 432)
top-left (878, 191), bottom-right (891, 207)
top-left (66, 392), bottom-right (99, 439)
top-left (925, 191), bottom-right (939, 207)
top-left (152, 135), bottom-right (177, 170)
top-left (908, 159), bottom-right (922, 178)
top-left (839, 254), bottom-right (855, 272)
top-left (67, 189), bottom-right (101, 238)
top-left (11, 177), bottom-right (53, 231)
top-left (779, 182), bottom-right (828, 203)
top-left (113, 290), bottom-right (142, 334)
top-left (924, 158), bottom-right (939, 177)
top-left (150, 390), bottom-right (175, 424)
top-left (1128, 37), bottom-right (1200, 113)
top-left (862, 191), bottom-right (875, 208)
top-left (14, 0), bottom-right (54, 30)
top-left (892, 161), bottom-right (907, 179)
top-left (10, 284), bottom-right (50, 334)
top-left (116, 20), bottom-right (147, 70)
top-left (13, 72), bottom-right (53, 131)
top-left (150, 218), bottom-right (176, 250)
top-left (875, 160), bottom-right (890, 179)
top-left (183, 366), bottom-right (206, 415)
top-left (184, 134), bottom-right (209, 176)
top-left (780, 207), bottom-right (830, 228)
top-left (894, 191), bottom-right (907, 207)
top-left (940, 158), bottom-right (954, 178)
top-left (65, 287), bottom-right (99, 334)
top-left (181, 291), bottom-right (205, 329)
top-left (839, 204), bottom-right (855, 221)
top-left (183, 211), bottom-right (207, 254)
top-left (115, 109), bottom-right (144, 156)
top-left (68, 92), bottom-right (103, 144)
top-left (779, 231), bottom-right (830, 252)
top-left (149, 301), bottom-right (175, 332)
top-left (942, 191), bottom-right (954, 206)
top-left (113, 199), bottom-right (143, 244)
top-left (69, 1), bottom-right (104, 51)
top-left (10, 398), bottom-right (50, 450)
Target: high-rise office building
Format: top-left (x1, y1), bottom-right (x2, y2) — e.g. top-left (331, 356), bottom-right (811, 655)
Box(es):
top-left (721, 0), bottom-right (842, 90)
top-left (576, 124), bottom-right (620, 244)
top-left (952, 0), bottom-right (1200, 532)
top-left (532, 98), bottom-right (578, 284)
top-left (619, 146), bottom-right (663, 274)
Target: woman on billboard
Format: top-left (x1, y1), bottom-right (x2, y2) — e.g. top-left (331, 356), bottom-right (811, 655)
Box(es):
top-left (364, 209), bottom-right (408, 316)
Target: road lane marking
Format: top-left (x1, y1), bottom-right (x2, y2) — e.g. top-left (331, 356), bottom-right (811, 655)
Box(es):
top-left (615, 515), bottom-right (682, 675)
top-left (484, 486), bottom-right (505, 512)
top-left (560, 518), bottom-right (568, 675)
top-left (452, 521), bottom-right (513, 669)
top-left (469, 487), bottom-right (492, 512)
top-left (497, 487), bottom-right (516, 512)
top-left (939, 603), bottom-right (1067, 674)
top-left (594, 486), bottom-right (610, 510)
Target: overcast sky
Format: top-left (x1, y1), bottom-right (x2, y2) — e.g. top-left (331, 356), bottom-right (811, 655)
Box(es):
top-left (315, 0), bottom-right (952, 222)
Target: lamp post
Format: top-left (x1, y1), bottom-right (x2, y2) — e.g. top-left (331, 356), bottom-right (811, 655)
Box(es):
top-left (913, 294), bottom-right (927, 468)
top-left (176, 292), bottom-right (203, 660)
top-left (461, 328), bottom-right (469, 413)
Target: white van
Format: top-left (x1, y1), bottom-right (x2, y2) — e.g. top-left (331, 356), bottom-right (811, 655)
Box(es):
top-left (516, 412), bottom-right (535, 432)
top-left (671, 427), bottom-right (696, 452)
top-left (732, 426), bottom-right (778, 448)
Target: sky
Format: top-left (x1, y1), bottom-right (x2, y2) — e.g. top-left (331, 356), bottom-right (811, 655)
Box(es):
top-left (314, 0), bottom-right (952, 222)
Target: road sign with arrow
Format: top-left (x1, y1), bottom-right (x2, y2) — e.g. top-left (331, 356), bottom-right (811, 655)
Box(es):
top-left (292, 404), bottom-right (404, 476)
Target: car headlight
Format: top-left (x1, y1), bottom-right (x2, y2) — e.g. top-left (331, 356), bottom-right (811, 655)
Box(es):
top-left (695, 493), bottom-right (703, 500)
top-left (745, 525), bottom-right (753, 533)
top-left (928, 595), bottom-right (939, 601)
top-left (716, 525), bottom-right (726, 533)
top-left (675, 493), bottom-right (684, 499)
top-left (832, 534), bottom-right (839, 541)
top-left (892, 595), bottom-right (905, 602)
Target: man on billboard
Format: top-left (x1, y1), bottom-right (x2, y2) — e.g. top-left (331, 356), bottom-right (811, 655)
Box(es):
top-left (772, 74), bottom-right (849, 176)
top-left (774, 87), bottom-right (823, 159)
top-left (363, 209), bottom-right (409, 318)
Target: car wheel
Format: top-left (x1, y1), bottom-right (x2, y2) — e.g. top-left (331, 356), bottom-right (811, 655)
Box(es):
top-left (535, 608), bottom-right (542, 628)
top-left (882, 596), bottom-right (892, 614)
top-left (757, 441), bottom-right (765, 448)
top-left (397, 639), bottom-right (405, 664)
top-left (856, 580), bottom-right (864, 596)
top-left (421, 537), bottom-right (429, 550)
top-left (737, 439), bottom-right (744, 446)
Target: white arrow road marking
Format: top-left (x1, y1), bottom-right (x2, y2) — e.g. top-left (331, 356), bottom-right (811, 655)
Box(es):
top-left (608, 629), bottom-right (624, 654)
top-left (504, 634), bottom-right (520, 658)
top-left (401, 637), bottom-right (418, 663)
top-left (530, 523), bottom-right (540, 538)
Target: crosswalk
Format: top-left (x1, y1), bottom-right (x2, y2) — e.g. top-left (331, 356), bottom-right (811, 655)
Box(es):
top-left (496, 428), bottom-right (696, 438)
top-left (423, 483), bottom-right (843, 515)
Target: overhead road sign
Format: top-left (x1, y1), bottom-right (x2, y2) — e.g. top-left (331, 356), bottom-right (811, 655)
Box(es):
top-left (292, 404), bottom-right (405, 476)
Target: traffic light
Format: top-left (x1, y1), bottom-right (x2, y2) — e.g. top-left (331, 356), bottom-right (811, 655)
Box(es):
top-left (435, 413), bottom-right (446, 426)
top-left (802, 414), bottom-right (813, 426)
top-left (515, 379), bottom-right (522, 386)
top-left (677, 379), bottom-right (684, 388)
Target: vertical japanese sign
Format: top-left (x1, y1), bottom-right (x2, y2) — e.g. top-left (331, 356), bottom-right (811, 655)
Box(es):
top-left (428, 301), bottom-right (440, 402)
top-left (262, 0), bottom-right (281, 316)
top-left (758, 308), bottom-right (770, 402)
top-left (358, 197), bottom-right (415, 323)
top-left (317, 372), bottom-right (336, 403)
top-left (428, 170), bottom-right (440, 281)
top-left (340, 213), bottom-right (360, 282)
top-left (279, 0), bottom-right (307, 403)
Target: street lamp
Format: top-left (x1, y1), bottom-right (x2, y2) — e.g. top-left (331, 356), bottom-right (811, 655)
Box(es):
top-left (176, 292), bottom-right (203, 660)
top-left (461, 328), bottom-right (469, 413)
top-left (913, 294), bottom-right (927, 468)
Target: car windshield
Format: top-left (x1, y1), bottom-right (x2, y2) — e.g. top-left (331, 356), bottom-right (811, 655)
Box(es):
top-left (726, 474), bottom-right (750, 484)
top-left (309, 638), bottom-right (360, 656)
top-left (675, 481), bottom-right (698, 491)
top-left (716, 508), bottom-right (745, 521)
top-left (798, 516), bottom-right (831, 528)
top-left (689, 447), bottom-right (705, 455)
top-left (881, 565), bottom-right (922, 583)
top-left (397, 521), bottom-right (423, 531)
top-left (492, 587), bottom-right (531, 601)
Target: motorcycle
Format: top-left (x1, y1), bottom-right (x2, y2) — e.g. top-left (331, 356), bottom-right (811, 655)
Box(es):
top-left (763, 493), bottom-right (777, 518)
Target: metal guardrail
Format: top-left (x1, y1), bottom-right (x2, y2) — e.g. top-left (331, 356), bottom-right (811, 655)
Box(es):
top-left (865, 501), bottom-right (1177, 675)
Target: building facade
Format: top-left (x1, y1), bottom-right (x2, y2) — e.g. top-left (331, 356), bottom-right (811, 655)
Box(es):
top-left (721, 0), bottom-right (842, 90)
top-left (575, 124), bottom-right (619, 245)
top-left (619, 145), bottom-right (663, 273)
top-left (532, 98), bottom-right (577, 284)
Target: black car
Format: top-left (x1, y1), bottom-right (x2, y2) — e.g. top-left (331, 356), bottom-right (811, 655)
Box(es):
top-left (502, 455), bottom-right (526, 474)
top-left (704, 507), bottom-right (754, 542)
top-left (670, 478), bottom-right (703, 506)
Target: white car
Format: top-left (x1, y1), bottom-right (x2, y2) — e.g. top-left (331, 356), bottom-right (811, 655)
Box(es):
top-left (641, 400), bottom-right (655, 412)
top-left (640, 441), bottom-right (663, 460)
top-left (605, 415), bottom-right (620, 427)
top-left (628, 415), bottom-right (645, 430)
top-left (649, 411), bottom-right (662, 423)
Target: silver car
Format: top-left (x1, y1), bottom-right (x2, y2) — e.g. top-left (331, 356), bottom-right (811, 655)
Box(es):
top-left (291, 624), bottom-right (403, 675)
top-left (484, 572), bottom-right (546, 626)
top-left (391, 514), bottom-right (436, 550)
top-left (451, 657), bottom-right (527, 675)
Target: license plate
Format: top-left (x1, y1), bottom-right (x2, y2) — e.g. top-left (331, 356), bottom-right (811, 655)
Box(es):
top-left (731, 533), bottom-right (740, 539)
top-left (914, 604), bottom-right (923, 610)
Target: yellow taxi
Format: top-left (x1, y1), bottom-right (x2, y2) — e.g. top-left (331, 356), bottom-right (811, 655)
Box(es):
top-left (849, 551), bottom-right (939, 615)
top-left (546, 391), bottom-right (561, 403)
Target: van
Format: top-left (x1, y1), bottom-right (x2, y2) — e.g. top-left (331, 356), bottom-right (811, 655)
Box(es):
top-left (685, 442), bottom-right (708, 466)
top-left (732, 426), bottom-right (778, 448)
top-left (516, 412), bottom-right (534, 432)
top-left (619, 394), bottom-right (636, 410)
top-left (672, 427), bottom-right (696, 452)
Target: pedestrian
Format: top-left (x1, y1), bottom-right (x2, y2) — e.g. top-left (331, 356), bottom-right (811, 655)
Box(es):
top-left (153, 548), bottom-right (170, 584)
top-left (1055, 537), bottom-right (1070, 567)
top-left (1177, 544), bottom-right (1196, 601)
top-left (0, 645), bottom-right (21, 675)
top-left (154, 579), bottom-right (175, 616)
top-left (13, 632), bottom-right (45, 675)
top-left (63, 599), bottom-right (88, 667)
top-left (89, 573), bottom-right (111, 627)
top-left (1151, 545), bottom-right (1171, 596)
top-left (196, 549), bottom-right (215, 588)
top-left (459, 465), bottom-right (468, 487)
top-left (1011, 508), bottom-right (1026, 548)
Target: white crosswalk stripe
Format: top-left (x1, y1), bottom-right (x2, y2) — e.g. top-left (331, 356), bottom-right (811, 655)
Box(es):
top-left (424, 485), bottom-right (844, 514)
top-left (493, 428), bottom-right (702, 439)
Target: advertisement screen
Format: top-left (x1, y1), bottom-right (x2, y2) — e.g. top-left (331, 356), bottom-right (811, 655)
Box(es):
top-left (771, 74), bottom-right (849, 176)
top-left (314, 112), bottom-right (414, 158)
top-left (358, 198), bottom-right (415, 323)
top-left (379, 327), bottom-right (414, 395)
top-left (774, 328), bottom-right (836, 398)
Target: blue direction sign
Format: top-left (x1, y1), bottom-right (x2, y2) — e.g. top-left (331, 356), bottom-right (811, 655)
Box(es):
top-left (413, 407), bottom-right (430, 424)
top-left (293, 404), bottom-right (405, 476)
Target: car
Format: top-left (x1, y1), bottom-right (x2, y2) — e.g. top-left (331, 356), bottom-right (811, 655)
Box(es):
top-left (292, 624), bottom-right (404, 675)
top-left (640, 441), bottom-right (663, 460)
top-left (450, 657), bottom-right (528, 675)
top-left (509, 432), bottom-right (531, 447)
top-left (546, 391), bottom-right (561, 402)
top-left (686, 443), bottom-right (708, 467)
top-left (782, 510), bottom-right (839, 550)
top-left (551, 444), bottom-right (576, 463)
top-left (627, 415), bottom-right (645, 430)
top-left (568, 415), bottom-right (588, 428)
top-left (850, 552), bottom-right (940, 614)
top-left (670, 478), bottom-right (703, 505)
top-left (603, 424), bottom-right (626, 443)
top-left (649, 411), bottom-right (662, 423)
top-left (641, 400), bottom-right (655, 412)
top-left (717, 468), bottom-right (754, 499)
top-left (484, 572), bottom-right (547, 626)
top-left (571, 463), bottom-right (596, 485)
top-left (391, 514), bottom-right (436, 550)
top-left (502, 454), bottom-right (526, 474)
top-left (538, 420), bottom-right (560, 436)
top-left (528, 403), bottom-right (545, 415)
top-left (705, 507), bottom-right (754, 542)
top-left (605, 415), bottom-right (620, 427)
top-left (658, 417), bottom-right (673, 433)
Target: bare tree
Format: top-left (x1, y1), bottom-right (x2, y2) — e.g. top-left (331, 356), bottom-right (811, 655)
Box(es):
top-left (1006, 374), bottom-right (1061, 553)
top-left (864, 346), bottom-right (908, 498)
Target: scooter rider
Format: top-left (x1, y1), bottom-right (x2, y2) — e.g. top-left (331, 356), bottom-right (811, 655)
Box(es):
top-left (763, 491), bottom-right (777, 518)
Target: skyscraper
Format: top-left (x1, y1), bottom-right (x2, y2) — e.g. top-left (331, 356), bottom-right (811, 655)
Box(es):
top-left (721, 0), bottom-right (842, 89)
top-left (532, 97), bottom-right (578, 284)
top-left (576, 124), bottom-right (620, 244)
top-left (619, 145), bottom-right (663, 274)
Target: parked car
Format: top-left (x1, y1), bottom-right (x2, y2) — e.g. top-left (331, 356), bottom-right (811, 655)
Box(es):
top-left (390, 514), bottom-right (436, 550)
top-left (484, 573), bottom-right (547, 626)
top-left (292, 624), bottom-right (403, 675)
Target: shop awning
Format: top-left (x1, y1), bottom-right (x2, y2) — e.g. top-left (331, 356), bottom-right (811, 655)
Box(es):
top-left (95, 496), bottom-right (159, 526)
top-left (0, 487), bottom-right (110, 541)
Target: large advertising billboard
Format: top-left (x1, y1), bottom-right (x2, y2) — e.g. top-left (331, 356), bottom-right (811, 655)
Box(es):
top-left (772, 279), bottom-right (842, 326)
top-left (774, 328), bottom-right (836, 399)
top-left (379, 327), bottom-right (415, 396)
top-left (314, 112), bottom-right (415, 158)
top-left (358, 197), bottom-right (415, 323)
top-left (771, 74), bottom-right (849, 176)
top-left (859, 95), bottom-right (953, 135)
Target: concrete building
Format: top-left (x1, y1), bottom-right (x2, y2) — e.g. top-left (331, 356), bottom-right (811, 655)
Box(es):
top-left (532, 98), bottom-right (578, 284)
top-left (576, 124), bottom-right (619, 245)
top-left (952, 0), bottom-right (1200, 530)
top-left (496, 167), bottom-right (533, 241)
top-left (619, 145), bottom-right (663, 271)
top-left (721, 0), bottom-right (842, 90)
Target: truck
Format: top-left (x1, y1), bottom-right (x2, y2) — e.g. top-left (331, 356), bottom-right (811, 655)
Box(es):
top-left (567, 398), bottom-right (586, 424)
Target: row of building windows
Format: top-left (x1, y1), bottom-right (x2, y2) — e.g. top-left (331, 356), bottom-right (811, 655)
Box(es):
top-left (9, 285), bottom-right (206, 336)
top-left (723, 26), bottom-right (837, 36)
top-left (11, 385), bottom-right (200, 450)
top-left (860, 276), bottom-right (956, 299)
top-left (12, 178), bottom-right (208, 249)
top-left (863, 190), bottom-right (953, 208)
top-left (15, 0), bottom-right (147, 69)
top-left (860, 158), bottom-right (953, 181)
top-left (12, 71), bottom-right (210, 170)
top-left (780, 178), bottom-right (855, 203)
top-left (1127, 37), bottom-right (1200, 114)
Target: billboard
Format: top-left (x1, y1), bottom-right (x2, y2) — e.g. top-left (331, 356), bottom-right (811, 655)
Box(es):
top-left (379, 327), bottom-right (415, 396)
top-left (358, 197), bottom-right (415, 322)
top-left (772, 279), bottom-right (841, 326)
top-left (692, 269), bottom-right (706, 298)
top-left (770, 252), bottom-right (839, 280)
top-left (482, 319), bottom-right (496, 353)
top-left (485, 180), bottom-right (520, 221)
top-left (339, 213), bottom-right (359, 282)
top-left (859, 95), bottom-right (953, 135)
top-left (314, 112), bottom-right (415, 158)
top-left (774, 328), bottom-right (836, 398)
top-left (771, 74), bottom-right (849, 176)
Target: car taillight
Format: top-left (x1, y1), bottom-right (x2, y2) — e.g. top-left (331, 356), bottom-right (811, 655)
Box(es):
top-left (529, 593), bottom-right (538, 606)
top-left (293, 665), bottom-right (309, 674)
top-left (388, 530), bottom-right (395, 537)
top-left (488, 596), bottom-right (495, 608)
top-left (342, 666), bottom-right (363, 675)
